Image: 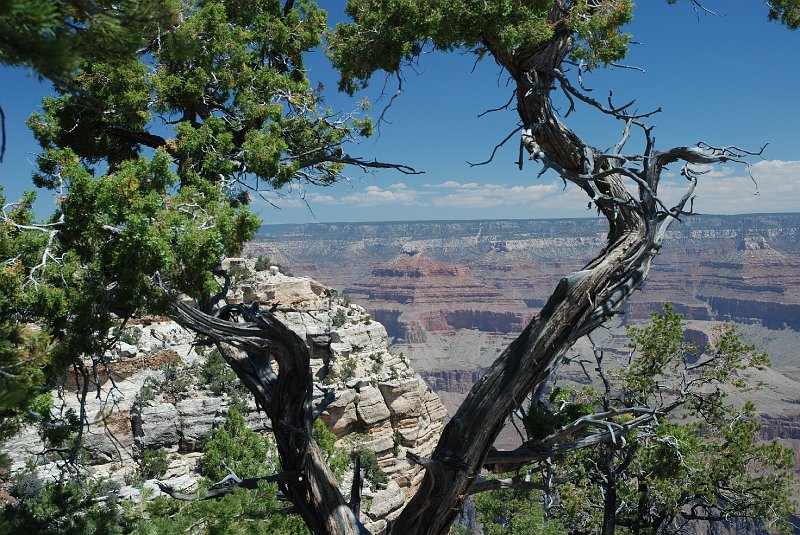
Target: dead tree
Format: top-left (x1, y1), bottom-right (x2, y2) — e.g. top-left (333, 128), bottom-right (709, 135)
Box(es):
top-left (170, 8), bottom-right (761, 535)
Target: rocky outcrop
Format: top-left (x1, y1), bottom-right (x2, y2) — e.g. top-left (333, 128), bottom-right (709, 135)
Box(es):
top-left (420, 369), bottom-right (486, 394)
top-left (698, 296), bottom-right (800, 330)
top-left (5, 264), bottom-right (448, 533)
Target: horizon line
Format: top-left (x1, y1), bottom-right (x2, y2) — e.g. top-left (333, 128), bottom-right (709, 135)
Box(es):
top-left (257, 211), bottom-right (800, 228)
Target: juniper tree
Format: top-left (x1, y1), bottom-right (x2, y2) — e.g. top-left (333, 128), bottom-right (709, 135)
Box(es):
top-left (1, 0), bottom-right (405, 469)
top-left (477, 306), bottom-right (794, 535)
top-left (1, 1), bottom-right (798, 535)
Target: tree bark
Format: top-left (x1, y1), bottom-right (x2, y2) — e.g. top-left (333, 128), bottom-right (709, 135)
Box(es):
top-left (171, 8), bottom-right (755, 534)
top-left (602, 450), bottom-right (618, 535)
top-left (170, 303), bottom-right (367, 535)
top-left (388, 14), bottom-right (656, 534)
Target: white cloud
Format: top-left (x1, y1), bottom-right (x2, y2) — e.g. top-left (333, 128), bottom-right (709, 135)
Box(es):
top-left (252, 160), bottom-right (799, 219)
top-left (306, 184), bottom-right (420, 206)
top-left (658, 159), bottom-right (800, 214)
top-left (424, 180), bottom-right (464, 188)
top-left (433, 183), bottom-right (560, 208)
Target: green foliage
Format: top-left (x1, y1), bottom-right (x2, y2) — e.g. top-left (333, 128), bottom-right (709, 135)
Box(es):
top-left (119, 326), bottom-right (143, 346)
top-left (313, 418), bottom-right (350, 480)
top-left (200, 347), bottom-right (250, 412)
top-left (0, 0), bottom-right (173, 80)
top-left (137, 448), bottom-right (170, 480)
top-left (370, 352), bottom-right (384, 374)
top-left (1, 477), bottom-right (126, 535)
top-left (133, 361), bottom-right (191, 407)
top-left (340, 357), bottom-right (357, 382)
top-left (253, 255), bottom-right (292, 276)
top-left (254, 255), bottom-right (272, 272)
top-left (1, 0), bottom-right (372, 461)
top-left (535, 305), bottom-right (796, 534)
top-left (331, 0), bottom-right (634, 93)
top-left (392, 428), bottom-right (401, 457)
top-left (201, 408), bottom-right (277, 481)
top-left (331, 0), bottom-right (798, 93)
top-left (132, 409), bottom-right (310, 535)
top-left (474, 488), bottom-right (566, 535)
top-left (332, 308), bottom-right (348, 328)
top-left (2, 411), bottom-right (312, 535)
top-left (227, 264), bottom-right (252, 284)
top-left (0, 323), bottom-right (53, 466)
top-left (130, 485), bottom-right (310, 535)
top-left (355, 446), bottom-right (388, 486)
top-left (766, 0), bottom-right (800, 28)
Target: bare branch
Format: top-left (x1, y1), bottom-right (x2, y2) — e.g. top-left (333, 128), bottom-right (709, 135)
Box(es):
top-left (468, 474), bottom-right (544, 495)
top-left (537, 67), bottom-right (661, 122)
top-left (349, 452), bottom-right (363, 516)
top-left (0, 103), bottom-right (5, 163)
top-left (477, 91), bottom-right (516, 118)
top-left (156, 471), bottom-right (295, 501)
top-left (376, 71), bottom-right (403, 129)
top-left (293, 153), bottom-right (422, 175)
top-left (467, 124), bottom-right (523, 167)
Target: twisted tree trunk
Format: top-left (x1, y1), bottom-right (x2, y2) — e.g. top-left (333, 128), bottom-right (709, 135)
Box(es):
top-left (171, 303), bottom-right (368, 534)
top-left (388, 16), bottom-right (676, 535)
top-left (172, 9), bottom-right (754, 535)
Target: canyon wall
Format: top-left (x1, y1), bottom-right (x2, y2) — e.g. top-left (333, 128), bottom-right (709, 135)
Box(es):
top-left (247, 214), bottom-right (800, 483)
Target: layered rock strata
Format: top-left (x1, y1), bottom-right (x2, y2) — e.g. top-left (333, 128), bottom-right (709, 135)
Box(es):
top-left (4, 263), bottom-right (447, 533)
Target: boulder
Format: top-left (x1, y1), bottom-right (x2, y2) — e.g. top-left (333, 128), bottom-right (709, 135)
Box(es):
top-left (132, 402), bottom-right (179, 450)
top-left (355, 385), bottom-right (391, 427)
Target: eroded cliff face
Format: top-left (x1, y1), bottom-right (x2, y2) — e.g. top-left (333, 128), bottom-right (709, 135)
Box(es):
top-left (246, 215), bottom-right (800, 496)
top-left (247, 215), bottom-right (800, 375)
top-left (5, 264), bottom-right (447, 534)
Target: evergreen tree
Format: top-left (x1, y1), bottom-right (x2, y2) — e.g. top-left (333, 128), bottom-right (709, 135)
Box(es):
top-left (1, 1), bottom-right (798, 534)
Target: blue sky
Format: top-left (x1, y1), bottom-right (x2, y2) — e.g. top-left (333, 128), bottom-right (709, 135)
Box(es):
top-left (1, 1), bottom-right (798, 224)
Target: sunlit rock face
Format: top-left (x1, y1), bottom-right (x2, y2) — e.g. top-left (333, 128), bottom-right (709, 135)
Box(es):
top-left (5, 263), bottom-right (447, 533)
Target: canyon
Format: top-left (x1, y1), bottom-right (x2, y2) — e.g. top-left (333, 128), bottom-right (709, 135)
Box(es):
top-left (247, 213), bottom-right (800, 480)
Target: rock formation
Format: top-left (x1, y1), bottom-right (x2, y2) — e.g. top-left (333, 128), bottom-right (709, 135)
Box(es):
top-left (4, 263), bottom-right (447, 533)
top-left (247, 215), bottom-right (800, 487)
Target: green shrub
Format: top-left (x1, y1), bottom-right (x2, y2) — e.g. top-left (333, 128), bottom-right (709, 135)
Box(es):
top-left (119, 325), bottom-right (142, 345)
top-left (138, 448), bottom-right (170, 480)
top-left (254, 255), bottom-right (271, 272)
top-left (389, 365), bottom-right (400, 380)
top-left (313, 419), bottom-right (349, 481)
top-left (356, 447), bottom-right (388, 486)
top-left (133, 376), bottom-right (159, 406)
top-left (332, 308), bottom-right (348, 328)
top-left (227, 264), bottom-right (252, 283)
top-left (201, 409), bottom-right (276, 481)
top-left (392, 429), bottom-right (401, 457)
top-left (159, 362), bottom-right (191, 399)
top-left (340, 357), bottom-right (357, 382)
top-left (2, 478), bottom-right (125, 535)
top-left (133, 410), bottom-right (309, 534)
top-left (253, 256), bottom-right (292, 276)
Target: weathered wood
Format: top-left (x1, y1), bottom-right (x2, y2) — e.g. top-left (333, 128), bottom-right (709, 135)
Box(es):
top-left (385, 7), bottom-right (712, 534)
top-left (171, 6), bottom-right (757, 533)
top-left (171, 302), bottom-right (368, 535)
